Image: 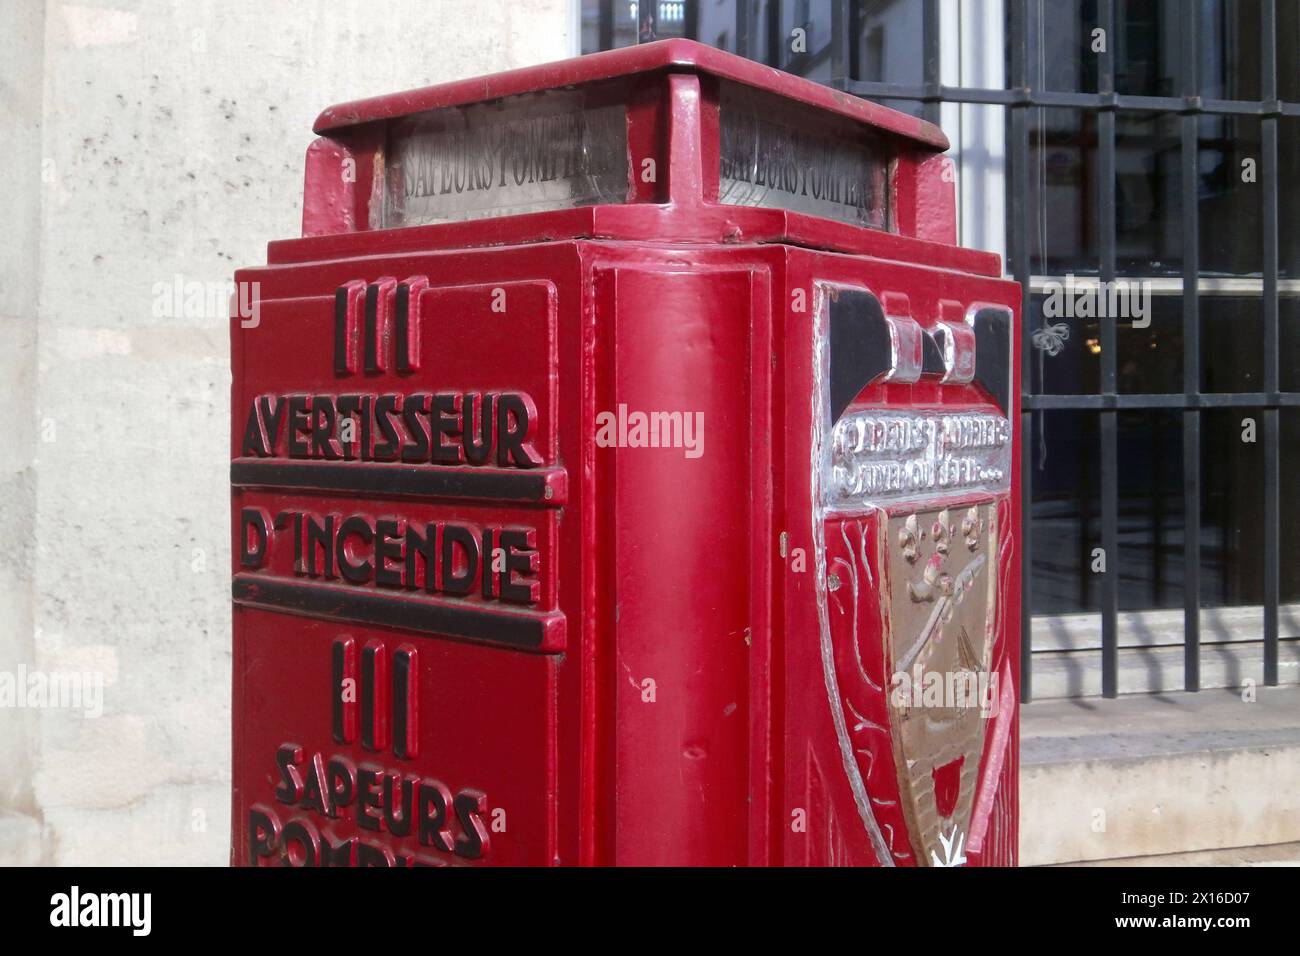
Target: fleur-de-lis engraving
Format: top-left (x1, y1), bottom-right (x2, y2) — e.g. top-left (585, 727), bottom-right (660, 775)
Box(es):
top-left (898, 513), bottom-right (921, 564)
top-left (932, 509), bottom-right (952, 556)
top-left (962, 506), bottom-right (981, 552)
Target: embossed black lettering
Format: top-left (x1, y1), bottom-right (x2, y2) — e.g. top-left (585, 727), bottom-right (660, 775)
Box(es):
top-left (282, 817), bottom-right (322, 867)
top-left (440, 524), bottom-right (478, 595)
top-left (356, 763), bottom-right (384, 832)
top-left (274, 743), bottom-right (305, 804)
top-left (498, 528), bottom-right (540, 605)
top-left (287, 395), bottom-right (310, 457)
top-left (300, 752), bottom-right (330, 816)
top-left (374, 518), bottom-right (404, 588)
top-left (326, 755), bottom-right (357, 812)
top-left (462, 392), bottom-right (493, 464)
top-left (453, 789), bottom-right (491, 860)
top-left (239, 508), bottom-right (270, 569)
top-left (372, 394), bottom-right (402, 461)
top-left (337, 516), bottom-right (374, 583)
top-left (383, 773), bottom-right (419, 837)
top-left (431, 392), bottom-right (463, 465)
top-left (247, 805), bottom-right (281, 863)
top-left (417, 779), bottom-right (455, 853)
top-left (496, 393), bottom-right (541, 467)
top-left (401, 393), bottom-right (432, 463)
top-left (310, 396), bottom-right (342, 460)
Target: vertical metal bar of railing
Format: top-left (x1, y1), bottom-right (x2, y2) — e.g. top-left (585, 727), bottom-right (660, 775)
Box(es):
top-left (765, 0), bottom-right (782, 68)
top-left (1261, 0), bottom-right (1282, 686)
top-left (685, 0), bottom-right (700, 41)
top-left (1181, 0), bottom-right (1202, 691)
top-left (1012, 0), bottom-right (1034, 703)
top-left (847, 0), bottom-right (859, 88)
top-left (830, 0), bottom-right (851, 89)
top-left (921, 0), bottom-right (941, 127)
top-left (1097, 0), bottom-right (1120, 698)
top-left (644, 0), bottom-right (659, 41)
top-left (599, 0), bottom-right (614, 51)
top-left (735, 0), bottom-right (751, 59)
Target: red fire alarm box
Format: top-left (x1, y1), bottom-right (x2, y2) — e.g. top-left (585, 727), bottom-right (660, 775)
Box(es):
top-left (230, 39), bottom-right (1021, 867)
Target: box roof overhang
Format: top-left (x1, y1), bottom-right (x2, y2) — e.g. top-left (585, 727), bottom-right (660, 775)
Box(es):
top-left (313, 38), bottom-right (949, 152)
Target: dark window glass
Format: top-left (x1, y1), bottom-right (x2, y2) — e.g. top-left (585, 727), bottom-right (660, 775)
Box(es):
top-left (1027, 290), bottom-right (1099, 395)
top-left (1035, 0), bottom-right (1183, 96)
top-left (1280, 1), bottom-right (1300, 102)
top-left (1199, 114), bottom-right (1263, 276)
top-left (581, 4), bottom-right (598, 54)
top-left (1282, 408), bottom-right (1300, 604)
top-left (1030, 292), bottom-right (1184, 396)
top-left (1114, 0), bottom-right (1181, 97)
top-left (1201, 296), bottom-right (1264, 393)
top-left (1118, 410), bottom-right (1185, 611)
top-left (856, 0), bottom-right (924, 117)
top-left (1030, 411), bottom-right (1101, 614)
top-left (775, 0), bottom-right (835, 80)
top-left (1118, 294), bottom-right (1182, 394)
top-left (1030, 108), bottom-right (1100, 275)
top-left (695, 0), bottom-right (738, 51)
top-left (1282, 298), bottom-right (1300, 393)
top-left (1115, 111), bottom-right (1182, 275)
top-left (581, 0), bottom-right (641, 52)
top-left (1282, 119), bottom-right (1300, 279)
top-left (1199, 0), bottom-right (1263, 101)
top-left (1027, 295), bottom-right (1270, 398)
top-left (1200, 408), bottom-right (1267, 607)
top-left (856, 0), bottom-right (922, 83)
top-left (1036, 0), bottom-right (1101, 93)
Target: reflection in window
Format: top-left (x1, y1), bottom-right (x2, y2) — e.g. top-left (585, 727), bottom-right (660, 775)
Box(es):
top-left (1029, 108), bottom-right (1099, 276)
top-left (1283, 299), bottom-right (1300, 393)
top-left (1281, 1), bottom-right (1300, 102)
top-left (1031, 411), bottom-right (1100, 614)
top-left (1027, 290), bottom-right (1098, 396)
top-left (1201, 297), bottom-right (1264, 393)
top-left (1036, 0), bottom-right (1100, 93)
top-left (1283, 409), bottom-right (1300, 604)
top-left (1114, 0), bottom-right (1181, 96)
top-left (1117, 295), bottom-right (1181, 394)
top-left (1198, 0), bottom-right (1263, 102)
top-left (1283, 120), bottom-right (1300, 278)
top-left (1201, 409), bottom-right (1267, 608)
top-left (1115, 112), bottom-right (1182, 275)
top-left (856, 0), bottom-right (924, 116)
top-left (1118, 411), bottom-right (1185, 611)
top-left (1199, 115), bottom-right (1262, 276)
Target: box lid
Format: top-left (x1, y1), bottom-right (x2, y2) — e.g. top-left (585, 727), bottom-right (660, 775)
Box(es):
top-left (314, 38), bottom-right (948, 151)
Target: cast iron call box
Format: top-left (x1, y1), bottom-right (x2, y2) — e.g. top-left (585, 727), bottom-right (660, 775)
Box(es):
top-left (230, 40), bottom-right (1021, 867)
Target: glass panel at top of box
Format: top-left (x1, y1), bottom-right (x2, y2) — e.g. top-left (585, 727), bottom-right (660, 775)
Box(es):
top-left (383, 88), bottom-right (628, 227)
top-left (719, 83), bottom-right (892, 230)
top-left (381, 80), bottom-right (894, 229)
